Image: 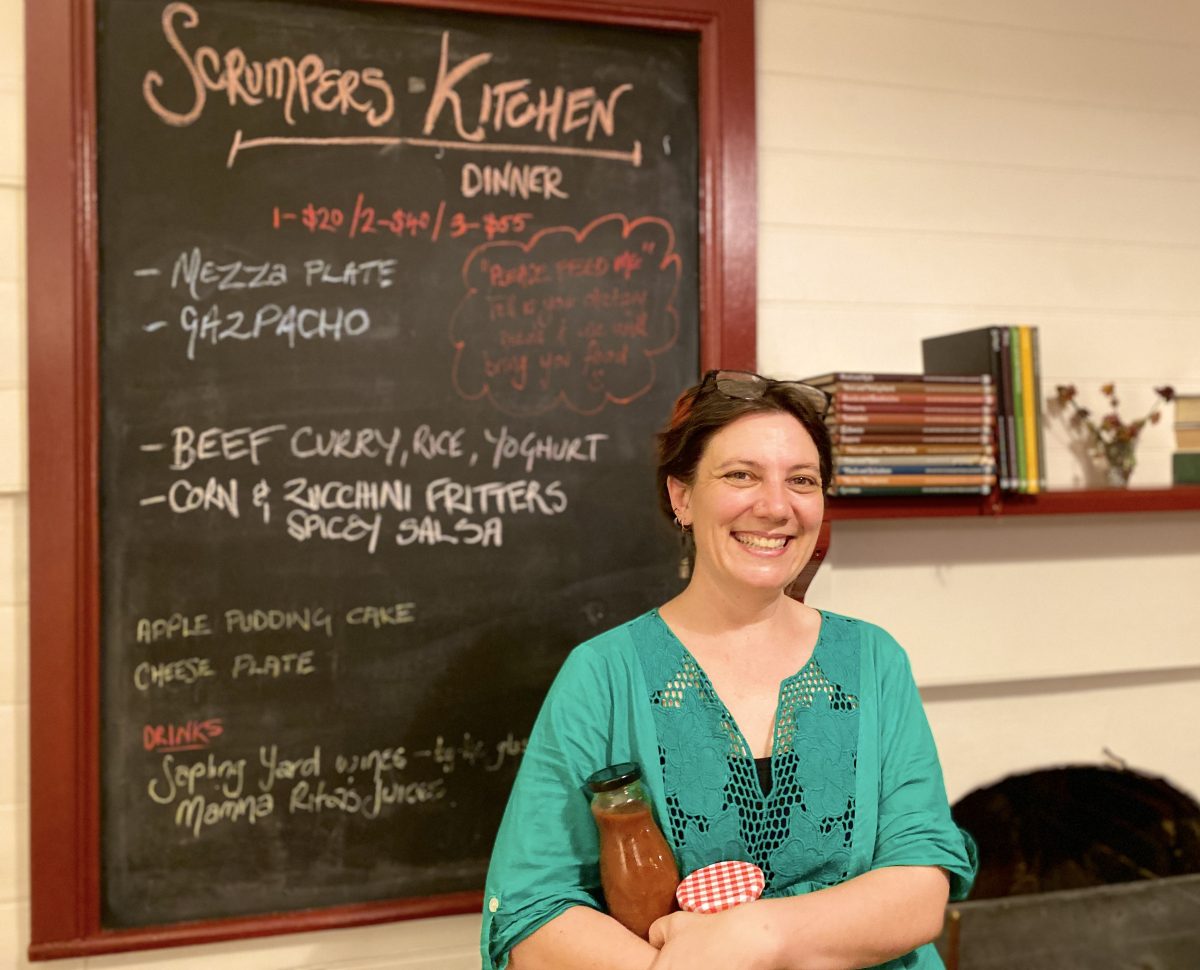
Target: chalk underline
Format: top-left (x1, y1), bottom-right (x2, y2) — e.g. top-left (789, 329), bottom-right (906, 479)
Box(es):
top-left (226, 129), bottom-right (643, 169)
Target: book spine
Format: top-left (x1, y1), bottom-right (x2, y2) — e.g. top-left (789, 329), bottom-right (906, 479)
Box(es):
top-left (831, 412), bottom-right (991, 426)
top-left (1172, 451), bottom-right (1200, 484)
top-left (988, 327), bottom-right (1011, 492)
top-left (832, 401), bottom-right (996, 415)
top-left (831, 485), bottom-right (992, 496)
top-left (1019, 325), bottom-right (1040, 494)
top-left (809, 372), bottom-right (993, 386)
top-left (837, 465), bottom-right (997, 476)
top-left (834, 453), bottom-right (995, 466)
top-left (833, 382), bottom-right (996, 396)
top-left (1029, 325), bottom-right (1048, 492)
top-left (835, 473), bottom-right (994, 487)
top-left (1009, 326), bottom-right (1027, 492)
top-left (1174, 396), bottom-right (1200, 424)
top-left (835, 391), bottom-right (997, 406)
top-left (830, 425), bottom-right (993, 437)
top-left (831, 433), bottom-right (994, 445)
top-left (836, 443), bottom-right (996, 456)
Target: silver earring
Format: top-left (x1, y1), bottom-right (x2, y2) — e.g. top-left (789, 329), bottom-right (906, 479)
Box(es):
top-left (671, 508), bottom-right (692, 579)
top-left (677, 530), bottom-right (692, 579)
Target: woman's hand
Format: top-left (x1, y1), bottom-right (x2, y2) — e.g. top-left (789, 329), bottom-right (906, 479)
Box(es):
top-left (647, 867), bottom-right (950, 970)
top-left (647, 906), bottom-right (775, 970)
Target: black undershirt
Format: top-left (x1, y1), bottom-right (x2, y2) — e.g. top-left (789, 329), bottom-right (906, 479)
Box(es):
top-left (754, 756), bottom-right (773, 796)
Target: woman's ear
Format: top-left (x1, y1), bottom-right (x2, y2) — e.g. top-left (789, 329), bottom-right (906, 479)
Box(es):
top-left (666, 476), bottom-right (691, 526)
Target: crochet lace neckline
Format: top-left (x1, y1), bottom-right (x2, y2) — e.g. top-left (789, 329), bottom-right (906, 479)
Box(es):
top-left (649, 607), bottom-right (828, 764)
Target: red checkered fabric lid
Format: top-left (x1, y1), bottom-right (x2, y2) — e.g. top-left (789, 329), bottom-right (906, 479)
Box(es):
top-left (675, 861), bottom-right (765, 914)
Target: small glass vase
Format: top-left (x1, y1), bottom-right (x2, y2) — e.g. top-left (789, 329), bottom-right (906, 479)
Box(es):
top-left (1102, 440), bottom-right (1137, 487)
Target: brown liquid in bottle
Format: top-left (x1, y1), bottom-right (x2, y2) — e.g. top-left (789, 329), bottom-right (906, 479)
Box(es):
top-left (591, 799), bottom-right (680, 939)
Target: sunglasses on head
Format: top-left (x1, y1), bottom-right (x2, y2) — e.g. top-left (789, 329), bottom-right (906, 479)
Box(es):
top-left (700, 369), bottom-right (831, 418)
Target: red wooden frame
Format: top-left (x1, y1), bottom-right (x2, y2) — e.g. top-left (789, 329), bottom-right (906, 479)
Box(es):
top-left (25, 0), bottom-right (756, 957)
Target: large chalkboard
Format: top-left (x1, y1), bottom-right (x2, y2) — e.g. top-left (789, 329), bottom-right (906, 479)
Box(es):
top-left (95, 0), bottom-right (698, 928)
top-left (28, 0), bottom-right (756, 955)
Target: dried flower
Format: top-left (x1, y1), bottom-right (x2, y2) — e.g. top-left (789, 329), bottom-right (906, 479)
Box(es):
top-left (1048, 383), bottom-right (1175, 484)
top-left (1052, 383), bottom-right (1173, 445)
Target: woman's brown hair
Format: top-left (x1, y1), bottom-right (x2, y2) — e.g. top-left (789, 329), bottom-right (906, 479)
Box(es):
top-left (655, 375), bottom-right (833, 525)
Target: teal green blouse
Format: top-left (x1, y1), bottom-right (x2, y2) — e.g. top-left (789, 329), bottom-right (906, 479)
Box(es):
top-left (481, 609), bottom-right (976, 969)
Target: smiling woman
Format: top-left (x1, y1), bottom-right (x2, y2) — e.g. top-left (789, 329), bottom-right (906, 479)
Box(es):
top-left (481, 371), bottom-right (977, 970)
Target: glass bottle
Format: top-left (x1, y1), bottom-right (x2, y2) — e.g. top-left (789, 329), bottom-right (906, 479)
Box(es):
top-left (587, 762), bottom-right (680, 939)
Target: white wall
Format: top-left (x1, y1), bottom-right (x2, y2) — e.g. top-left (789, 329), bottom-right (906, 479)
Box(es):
top-left (761, 0), bottom-right (1200, 808)
top-left (2, 0), bottom-right (33, 964)
top-left (4, 0), bottom-right (1200, 966)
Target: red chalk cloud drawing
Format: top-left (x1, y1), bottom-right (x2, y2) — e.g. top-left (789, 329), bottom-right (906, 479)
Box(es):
top-left (450, 214), bottom-right (682, 416)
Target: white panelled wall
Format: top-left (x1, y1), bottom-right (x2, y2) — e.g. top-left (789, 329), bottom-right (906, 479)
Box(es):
top-left (4, 0), bottom-right (1200, 966)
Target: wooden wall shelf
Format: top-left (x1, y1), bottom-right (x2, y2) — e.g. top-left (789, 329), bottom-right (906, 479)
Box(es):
top-left (826, 486), bottom-right (1200, 521)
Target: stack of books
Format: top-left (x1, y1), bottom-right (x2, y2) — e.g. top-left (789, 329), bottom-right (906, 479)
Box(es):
top-left (803, 372), bottom-right (998, 496)
top-left (1173, 394), bottom-right (1200, 485)
top-left (921, 325), bottom-right (1046, 494)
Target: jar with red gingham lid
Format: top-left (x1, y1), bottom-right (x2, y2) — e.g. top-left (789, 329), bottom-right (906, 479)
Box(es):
top-left (675, 860), bottom-right (765, 914)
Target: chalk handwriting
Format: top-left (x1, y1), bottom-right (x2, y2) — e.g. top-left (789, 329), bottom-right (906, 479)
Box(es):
top-left (140, 733), bottom-right (525, 837)
top-left (166, 476), bottom-right (240, 517)
top-left (451, 210), bottom-right (534, 239)
top-left (176, 792), bottom-right (275, 838)
top-left (143, 718), bottom-right (225, 753)
top-left (180, 302), bottom-right (371, 360)
top-left (424, 477), bottom-right (567, 515)
top-left (451, 214), bottom-right (681, 415)
top-left (487, 731), bottom-right (529, 773)
top-left (259, 745), bottom-right (321, 791)
top-left (134, 656), bottom-right (217, 691)
top-left (271, 198), bottom-right (534, 243)
top-left (286, 510), bottom-right (383, 553)
top-left (148, 752), bottom-right (247, 803)
top-left (290, 427), bottom-right (404, 465)
top-left (334, 745), bottom-right (409, 777)
top-left (170, 424), bottom-right (285, 470)
top-left (411, 425), bottom-right (465, 460)
top-left (170, 247), bottom-right (288, 301)
top-left (345, 603), bottom-right (416, 627)
top-left (136, 612), bottom-right (213, 643)
top-left (461, 162), bottom-right (566, 200)
top-left (289, 777), bottom-right (445, 818)
top-left (231, 651), bottom-right (317, 679)
top-left (135, 417), bottom-right (603, 551)
top-left (394, 515), bottom-right (503, 547)
top-left (485, 426), bottom-right (608, 473)
top-left (303, 257), bottom-right (396, 287)
top-left (142, 3), bottom-right (395, 129)
top-left (146, 424), bottom-right (613, 474)
top-left (411, 730), bottom-right (528, 774)
top-left (224, 606), bottom-right (334, 637)
top-left (135, 605), bottom-right (415, 646)
top-left (282, 478), bottom-right (414, 513)
top-left (423, 31), bottom-right (631, 145)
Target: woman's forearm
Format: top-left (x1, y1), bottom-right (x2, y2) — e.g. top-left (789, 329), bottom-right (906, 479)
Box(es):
top-left (508, 905), bottom-right (660, 970)
top-left (755, 866), bottom-right (950, 970)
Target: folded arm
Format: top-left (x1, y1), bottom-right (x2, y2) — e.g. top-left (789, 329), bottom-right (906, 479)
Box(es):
top-left (508, 905), bottom-right (659, 970)
top-left (649, 864), bottom-right (949, 970)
